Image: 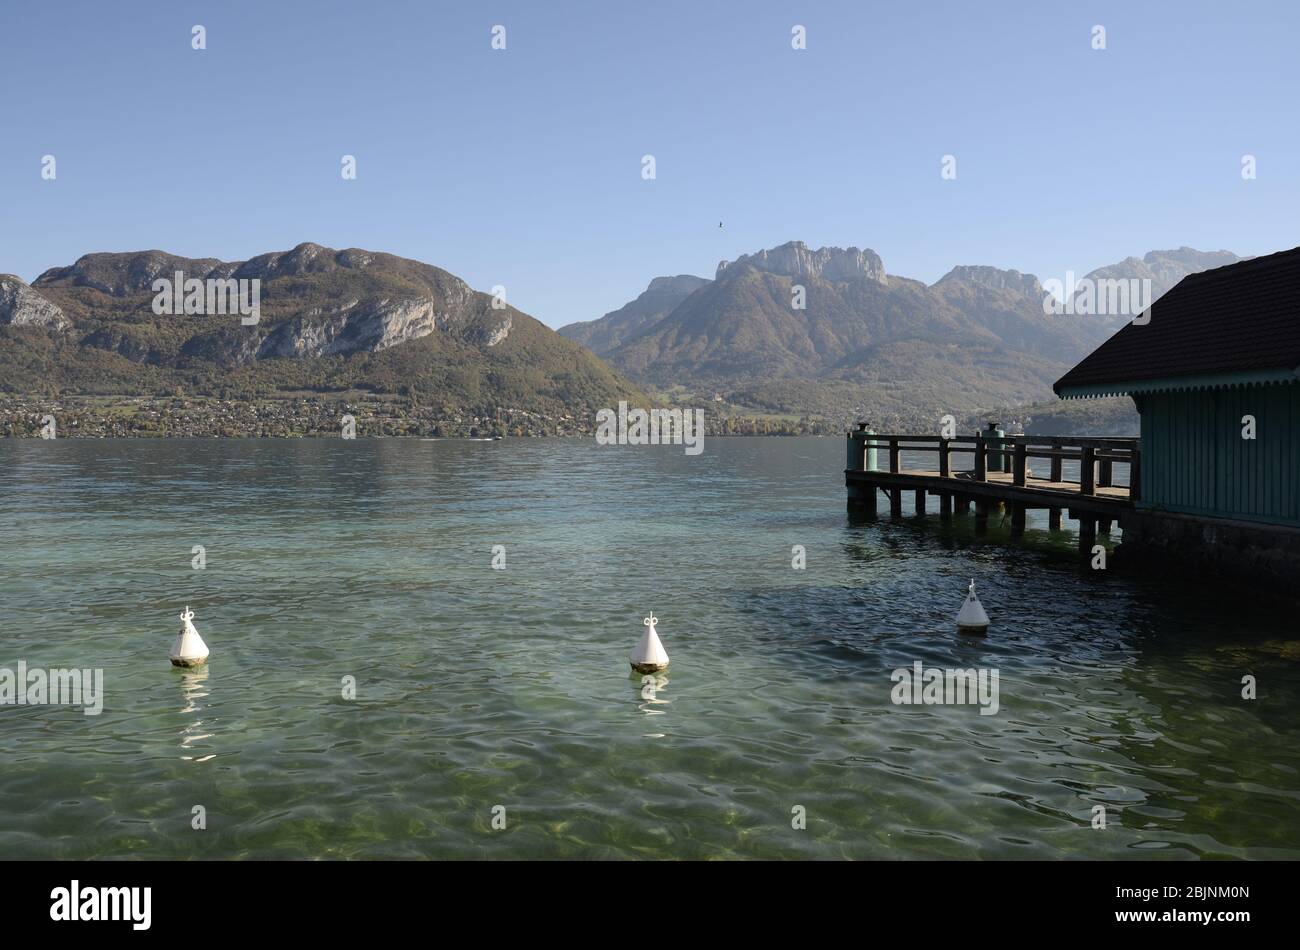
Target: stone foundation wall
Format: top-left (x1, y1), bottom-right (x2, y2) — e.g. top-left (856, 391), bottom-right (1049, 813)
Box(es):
top-left (1120, 508), bottom-right (1300, 586)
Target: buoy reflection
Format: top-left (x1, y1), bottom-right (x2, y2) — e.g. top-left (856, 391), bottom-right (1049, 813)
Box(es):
top-left (635, 671), bottom-right (670, 738)
top-left (177, 665), bottom-right (215, 762)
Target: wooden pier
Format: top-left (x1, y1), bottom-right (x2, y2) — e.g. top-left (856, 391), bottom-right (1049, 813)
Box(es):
top-left (845, 428), bottom-right (1141, 555)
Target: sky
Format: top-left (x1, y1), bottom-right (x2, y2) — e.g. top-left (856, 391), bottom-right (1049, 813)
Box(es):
top-left (1, 0), bottom-right (1297, 328)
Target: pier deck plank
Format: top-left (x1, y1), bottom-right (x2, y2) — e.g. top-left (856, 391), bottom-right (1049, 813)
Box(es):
top-left (899, 469), bottom-right (1130, 500)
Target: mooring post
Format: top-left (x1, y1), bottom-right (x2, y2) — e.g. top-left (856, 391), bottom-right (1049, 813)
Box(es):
top-left (1048, 508), bottom-right (1062, 530)
top-left (984, 422), bottom-right (1005, 474)
top-left (939, 438), bottom-right (950, 477)
top-left (1078, 516), bottom-right (1096, 557)
top-left (1010, 503), bottom-right (1026, 536)
top-left (890, 488), bottom-right (902, 518)
top-left (853, 490), bottom-right (872, 518)
top-left (1013, 442), bottom-right (1027, 487)
top-left (939, 492), bottom-right (952, 519)
top-left (848, 422), bottom-right (881, 472)
top-left (847, 483), bottom-right (879, 518)
top-left (974, 437), bottom-right (987, 481)
top-left (914, 488), bottom-right (926, 514)
top-left (1081, 445), bottom-right (1096, 496)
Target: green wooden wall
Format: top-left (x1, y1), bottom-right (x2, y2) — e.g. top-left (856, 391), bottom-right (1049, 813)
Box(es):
top-left (1136, 382), bottom-right (1300, 524)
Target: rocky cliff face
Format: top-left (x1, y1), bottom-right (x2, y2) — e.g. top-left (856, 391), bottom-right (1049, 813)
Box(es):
top-left (254, 291), bottom-right (492, 361)
top-left (0, 275), bottom-right (70, 331)
top-left (250, 296), bottom-right (511, 363)
top-left (717, 241), bottom-right (887, 284)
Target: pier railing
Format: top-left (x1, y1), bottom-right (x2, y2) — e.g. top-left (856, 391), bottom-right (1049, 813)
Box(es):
top-left (846, 433), bottom-right (1141, 501)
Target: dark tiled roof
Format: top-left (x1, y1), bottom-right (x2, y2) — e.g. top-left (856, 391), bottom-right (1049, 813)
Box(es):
top-left (1054, 246), bottom-right (1300, 394)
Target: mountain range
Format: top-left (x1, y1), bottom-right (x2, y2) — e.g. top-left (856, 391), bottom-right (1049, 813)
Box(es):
top-left (1, 240), bottom-right (1243, 437)
top-left (560, 242), bottom-right (1243, 430)
top-left (0, 243), bottom-right (645, 431)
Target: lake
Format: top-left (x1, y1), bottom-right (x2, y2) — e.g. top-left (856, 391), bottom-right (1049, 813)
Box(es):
top-left (1, 436), bottom-right (1298, 859)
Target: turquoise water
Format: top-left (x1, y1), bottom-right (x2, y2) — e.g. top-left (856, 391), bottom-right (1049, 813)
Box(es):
top-left (1, 436), bottom-right (1298, 859)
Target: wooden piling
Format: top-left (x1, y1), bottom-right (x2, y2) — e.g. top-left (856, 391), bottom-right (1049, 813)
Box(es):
top-left (1079, 516), bottom-right (1097, 557)
top-left (1081, 446), bottom-right (1096, 496)
top-left (1049, 508), bottom-right (1062, 530)
top-left (914, 488), bottom-right (926, 514)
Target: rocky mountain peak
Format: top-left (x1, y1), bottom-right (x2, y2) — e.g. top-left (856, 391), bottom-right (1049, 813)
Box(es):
top-left (646, 274), bottom-right (710, 295)
top-left (35, 251), bottom-right (224, 296)
top-left (1077, 247), bottom-right (1244, 307)
top-left (235, 242), bottom-right (343, 279)
top-left (0, 275), bottom-right (70, 331)
top-left (716, 241), bottom-right (887, 284)
top-left (1141, 246), bottom-right (1240, 268)
top-left (936, 265), bottom-right (1044, 297)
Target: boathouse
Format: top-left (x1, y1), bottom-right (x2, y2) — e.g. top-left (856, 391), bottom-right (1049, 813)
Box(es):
top-left (1054, 246), bottom-right (1300, 581)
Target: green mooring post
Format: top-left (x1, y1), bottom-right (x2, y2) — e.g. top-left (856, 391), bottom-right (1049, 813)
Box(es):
top-left (847, 422), bottom-right (878, 472)
top-left (984, 421), bottom-right (1007, 473)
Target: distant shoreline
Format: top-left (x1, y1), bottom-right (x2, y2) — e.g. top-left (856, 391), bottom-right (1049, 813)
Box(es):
top-left (0, 393), bottom-right (1136, 439)
top-left (0, 393), bottom-right (833, 439)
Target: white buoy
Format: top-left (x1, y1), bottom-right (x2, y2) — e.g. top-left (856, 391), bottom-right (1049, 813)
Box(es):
top-left (170, 606), bottom-right (210, 668)
top-left (630, 613), bottom-right (670, 673)
top-left (956, 579), bottom-right (990, 635)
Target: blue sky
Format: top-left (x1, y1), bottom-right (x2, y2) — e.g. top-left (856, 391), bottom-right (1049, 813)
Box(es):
top-left (1, 0), bottom-right (1297, 328)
